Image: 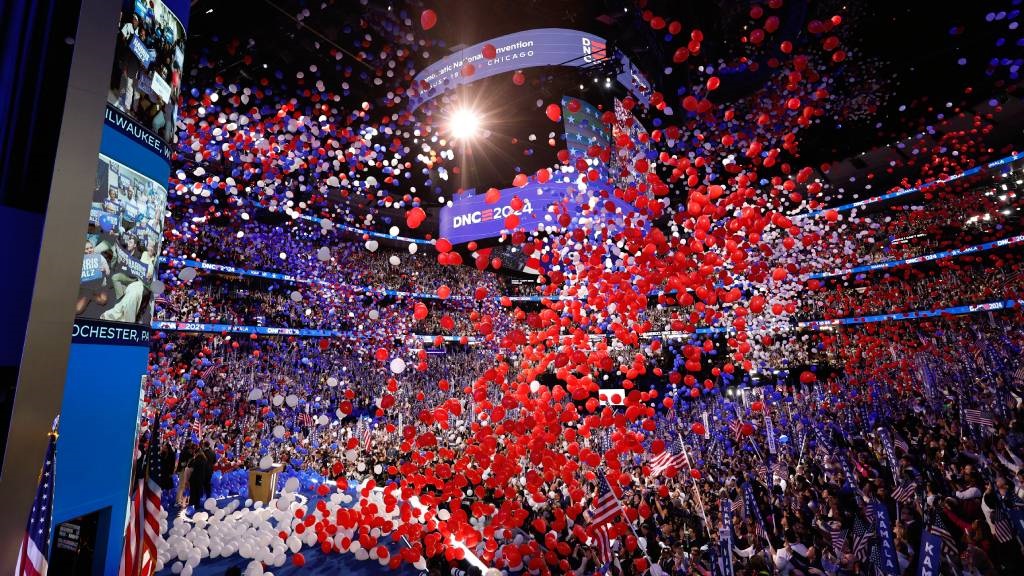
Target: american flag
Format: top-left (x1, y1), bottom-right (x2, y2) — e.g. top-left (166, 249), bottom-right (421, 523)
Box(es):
top-left (864, 500), bottom-right (878, 525)
top-left (16, 431), bottom-right (56, 576)
top-left (757, 462), bottom-right (769, 484)
top-left (868, 532), bottom-right (883, 573)
top-left (891, 482), bottom-right (917, 504)
top-left (587, 475), bottom-right (624, 528)
top-left (1012, 364), bottom-right (1024, 385)
top-left (993, 511), bottom-right (1015, 544)
top-left (361, 422), bottom-right (373, 451)
top-left (828, 524), bottom-right (846, 555)
top-left (649, 442), bottom-right (690, 477)
top-left (200, 361), bottom-right (221, 381)
top-left (729, 420), bottom-right (743, 443)
top-left (892, 430), bottom-right (909, 454)
top-left (297, 411), bottom-right (314, 428)
top-left (851, 515), bottom-right (872, 562)
top-left (963, 409), bottom-right (995, 429)
top-left (119, 418), bottom-right (164, 576)
top-left (190, 420), bottom-right (202, 437)
top-left (773, 460), bottom-right (788, 482)
top-left (153, 294), bottom-right (174, 312)
top-left (732, 497), bottom-right (745, 517)
top-left (926, 508), bottom-right (958, 556)
top-left (591, 524), bottom-right (613, 566)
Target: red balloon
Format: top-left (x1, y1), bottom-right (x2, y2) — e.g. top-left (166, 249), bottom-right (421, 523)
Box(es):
top-left (420, 9), bottom-right (437, 30)
top-left (689, 469), bottom-right (702, 479)
top-left (690, 422), bottom-right (706, 435)
top-left (292, 552), bottom-right (306, 567)
top-left (512, 70), bottom-right (526, 85)
top-left (545, 103), bottom-right (562, 122)
top-left (482, 43), bottom-right (497, 59)
top-left (751, 401), bottom-right (764, 412)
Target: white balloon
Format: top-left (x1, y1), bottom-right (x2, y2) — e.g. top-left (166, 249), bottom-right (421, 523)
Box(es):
top-left (389, 255), bottom-right (401, 266)
top-left (272, 395), bottom-right (284, 407)
top-left (369, 310), bottom-right (380, 320)
top-left (283, 477), bottom-right (301, 493)
top-left (316, 247), bottom-right (331, 261)
top-left (258, 455), bottom-right (274, 470)
top-left (389, 357), bottom-right (406, 374)
top-left (285, 394), bottom-right (299, 407)
top-left (408, 243), bottom-right (418, 254)
top-left (326, 376), bottom-right (338, 387)
top-left (365, 240), bottom-right (379, 252)
top-left (289, 291), bottom-right (303, 302)
top-left (272, 425), bottom-right (286, 439)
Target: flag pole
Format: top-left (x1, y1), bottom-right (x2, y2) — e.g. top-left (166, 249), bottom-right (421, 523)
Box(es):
top-left (607, 488), bottom-right (652, 562)
top-left (797, 432), bottom-right (807, 467)
top-left (679, 433), bottom-right (713, 539)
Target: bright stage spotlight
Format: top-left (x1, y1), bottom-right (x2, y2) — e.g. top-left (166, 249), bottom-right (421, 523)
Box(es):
top-left (447, 108), bottom-right (482, 140)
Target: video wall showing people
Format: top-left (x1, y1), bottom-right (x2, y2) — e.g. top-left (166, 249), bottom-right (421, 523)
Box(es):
top-left (108, 0), bottom-right (186, 143)
top-left (79, 154), bottom-right (167, 325)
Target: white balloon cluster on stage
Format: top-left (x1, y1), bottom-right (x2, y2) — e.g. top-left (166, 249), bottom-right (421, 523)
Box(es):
top-left (156, 477), bottom-right (430, 575)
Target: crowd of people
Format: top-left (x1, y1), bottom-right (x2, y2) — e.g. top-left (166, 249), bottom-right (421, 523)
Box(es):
top-left (145, 311), bottom-right (1024, 576)
top-left (797, 262), bottom-right (1024, 322)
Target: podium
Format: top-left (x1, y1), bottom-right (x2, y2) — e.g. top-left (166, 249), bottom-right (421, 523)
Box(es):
top-left (247, 463), bottom-right (283, 503)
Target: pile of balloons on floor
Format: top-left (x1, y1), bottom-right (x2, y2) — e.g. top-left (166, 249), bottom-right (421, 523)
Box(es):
top-left (160, 476), bottom-right (429, 576)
